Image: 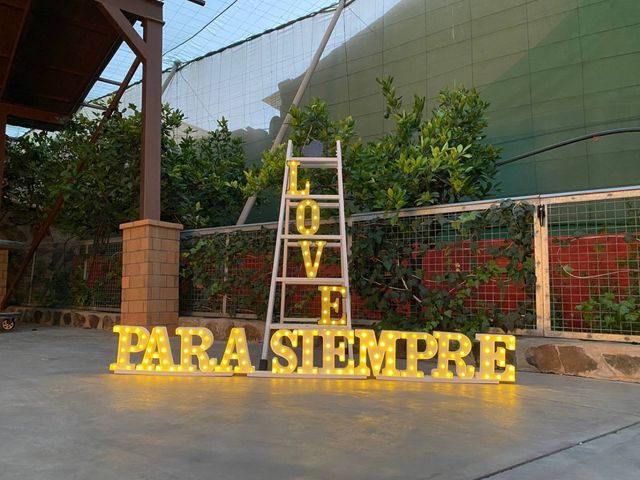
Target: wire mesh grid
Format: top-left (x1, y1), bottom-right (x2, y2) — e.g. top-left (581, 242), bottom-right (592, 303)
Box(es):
top-left (10, 241), bottom-right (122, 310)
top-left (547, 196), bottom-right (640, 335)
top-left (350, 206), bottom-right (537, 332)
top-left (180, 228), bottom-right (276, 318)
top-left (180, 202), bottom-right (536, 333)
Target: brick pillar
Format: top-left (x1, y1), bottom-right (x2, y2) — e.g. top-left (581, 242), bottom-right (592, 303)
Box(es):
top-left (120, 219), bottom-right (183, 332)
top-left (0, 250), bottom-right (8, 300)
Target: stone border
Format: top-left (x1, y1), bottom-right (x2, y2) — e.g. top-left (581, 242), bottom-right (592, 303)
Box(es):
top-left (517, 336), bottom-right (640, 383)
top-left (6, 307), bottom-right (264, 341)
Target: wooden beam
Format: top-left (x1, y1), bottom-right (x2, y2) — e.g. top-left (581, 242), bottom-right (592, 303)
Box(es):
top-left (96, 0), bottom-right (162, 23)
top-left (0, 102), bottom-right (67, 126)
top-left (0, 111), bottom-right (6, 209)
top-left (139, 16), bottom-right (162, 220)
top-left (96, 0), bottom-right (163, 220)
top-left (96, 2), bottom-right (148, 58)
top-left (0, 0), bottom-right (31, 102)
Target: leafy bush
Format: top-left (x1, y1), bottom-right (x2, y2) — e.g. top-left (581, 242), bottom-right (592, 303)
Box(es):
top-left (3, 105), bottom-right (249, 240)
top-left (576, 290), bottom-right (640, 332)
top-left (240, 100), bottom-right (356, 201)
top-left (162, 118), bottom-right (247, 228)
top-left (181, 228), bottom-right (275, 318)
top-left (350, 201), bottom-right (535, 336)
top-left (241, 76), bottom-right (500, 215)
top-left (347, 77), bottom-right (500, 212)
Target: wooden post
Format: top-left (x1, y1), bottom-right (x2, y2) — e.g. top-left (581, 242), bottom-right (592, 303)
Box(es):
top-left (140, 16), bottom-right (162, 221)
top-left (0, 111), bottom-right (6, 210)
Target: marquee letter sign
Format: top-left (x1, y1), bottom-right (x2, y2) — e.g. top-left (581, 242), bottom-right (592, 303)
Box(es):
top-left (111, 140), bottom-right (517, 385)
top-left (111, 326), bottom-right (516, 383)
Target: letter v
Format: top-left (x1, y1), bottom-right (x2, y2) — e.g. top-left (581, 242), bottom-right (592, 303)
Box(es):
top-left (298, 240), bottom-right (326, 278)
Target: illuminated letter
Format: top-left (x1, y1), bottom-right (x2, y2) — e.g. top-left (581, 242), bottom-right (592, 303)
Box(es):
top-left (318, 286), bottom-right (347, 325)
top-left (403, 332), bottom-right (438, 378)
top-left (271, 329), bottom-right (298, 374)
top-left (296, 199), bottom-right (320, 235)
top-left (110, 325), bottom-right (149, 371)
top-left (217, 328), bottom-right (255, 373)
top-left (476, 334), bottom-right (516, 382)
top-left (297, 329), bottom-right (319, 375)
top-left (287, 160), bottom-right (310, 196)
top-left (138, 326), bottom-right (176, 372)
top-left (299, 240), bottom-right (326, 278)
top-left (355, 329), bottom-right (401, 377)
top-left (431, 332), bottom-right (474, 379)
top-left (319, 329), bottom-right (357, 376)
top-left (176, 327), bottom-right (217, 373)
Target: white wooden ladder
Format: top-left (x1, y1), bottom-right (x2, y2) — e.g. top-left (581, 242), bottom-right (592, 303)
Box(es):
top-left (259, 140), bottom-right (352, 370)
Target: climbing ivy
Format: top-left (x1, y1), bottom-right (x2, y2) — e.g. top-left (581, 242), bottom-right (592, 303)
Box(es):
top-left (350, 201), bottom-right (536, 336)
top-left (181, 228), bottom-right (276, 319)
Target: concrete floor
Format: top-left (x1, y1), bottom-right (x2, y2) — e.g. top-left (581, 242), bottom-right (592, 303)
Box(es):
top-left (1, 324), bottom-right (639, 480)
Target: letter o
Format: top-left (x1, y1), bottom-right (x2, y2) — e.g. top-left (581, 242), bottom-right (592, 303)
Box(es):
top-left (296, 199), bottom-right (320, 235)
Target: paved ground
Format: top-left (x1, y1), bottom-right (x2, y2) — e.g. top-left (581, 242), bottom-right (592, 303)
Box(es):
top-left (1, 324), bottom-right (639, 480)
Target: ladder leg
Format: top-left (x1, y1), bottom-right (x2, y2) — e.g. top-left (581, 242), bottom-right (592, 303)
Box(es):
top-left (279, 205), bottom-right (291, 325)
top-left (260, 145), bottom-right (293, 370)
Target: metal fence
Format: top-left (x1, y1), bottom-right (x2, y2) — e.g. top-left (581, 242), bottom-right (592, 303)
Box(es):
top-left (179, 187), bottom-right (640, 343)
top-left (11, 238), bottom-right (122, 311)
top-left (180, 197), bottom-right (539, 335)
top-left (541, 188), bottom-right (640, 342)
top-left (11, 186), bottom-right (640, 343)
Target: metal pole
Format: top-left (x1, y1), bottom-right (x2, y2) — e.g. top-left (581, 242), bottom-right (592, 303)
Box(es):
top-left (235, 0), bottom-right (347, 225)
top-left (162, 63), bottom-right (179, 96)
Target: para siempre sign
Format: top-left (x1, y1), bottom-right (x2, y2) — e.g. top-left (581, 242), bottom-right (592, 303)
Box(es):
top-left (110, 326), bottom-right (516, 383)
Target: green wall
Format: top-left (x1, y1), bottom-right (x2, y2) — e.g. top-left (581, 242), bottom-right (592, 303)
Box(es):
top-left (275, 0), bottom-right (640, 201)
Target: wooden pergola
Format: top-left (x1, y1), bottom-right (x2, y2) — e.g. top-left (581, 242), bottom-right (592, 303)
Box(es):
top-left (0, 0), bottom-right (170, 309)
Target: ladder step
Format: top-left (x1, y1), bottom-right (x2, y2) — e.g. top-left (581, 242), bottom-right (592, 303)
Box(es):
top-left (282, 234), bottom-right (341, 240)
top-left (269, 323), bottom-right (349, 330)
top-left (276, 277), bottom-right (345, 285)
top-left (280, 317), bottom-right (319, 323)
top-left (289, 156), bottom-right (338, 162)
top-left (285, 194), bottom-right (339, 201)
top-left (286, 242), bottom-right (341, 248)
top-left (289, 202), bottom-right (339, 208)
top-left (295, 162), bottom-right (339, 169)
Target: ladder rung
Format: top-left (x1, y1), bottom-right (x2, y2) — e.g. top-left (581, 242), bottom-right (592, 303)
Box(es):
top-left (285, 194), bottom-right (339, 201)
top-left (289, 156), bottom-right (338, 162)
top-left (280, 317), bottom-right (318, 323)
top-left (296, 163), bottom-right (339, 169)
top-left (282, 234), bottom-right (341, 240)
top-left (286, 242), bottom-right (341, 248)
top-left (269, 323), bottom-right (349, 330)
top-left (289, 202), bottom-right (339, 208)
top-left (276, 277), bottom-right (345, 285)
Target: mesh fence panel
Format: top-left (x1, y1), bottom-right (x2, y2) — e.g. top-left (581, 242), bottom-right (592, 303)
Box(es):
top-left (548, 197), bottom-right (640, 336)
top-left (10, 241), bottom-right (122, 310)
top-left (350, 206), bottom-right (537, 332)
top-left (180, 228), bottom-right (276, 318)
top-left (180, 202), bottom-right (537, 334)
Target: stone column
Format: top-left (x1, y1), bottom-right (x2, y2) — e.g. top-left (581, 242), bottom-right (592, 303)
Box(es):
top-left (0, 250), bottom-right (8, 301)
top-left (120, 219), bottom-right (183, 332)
